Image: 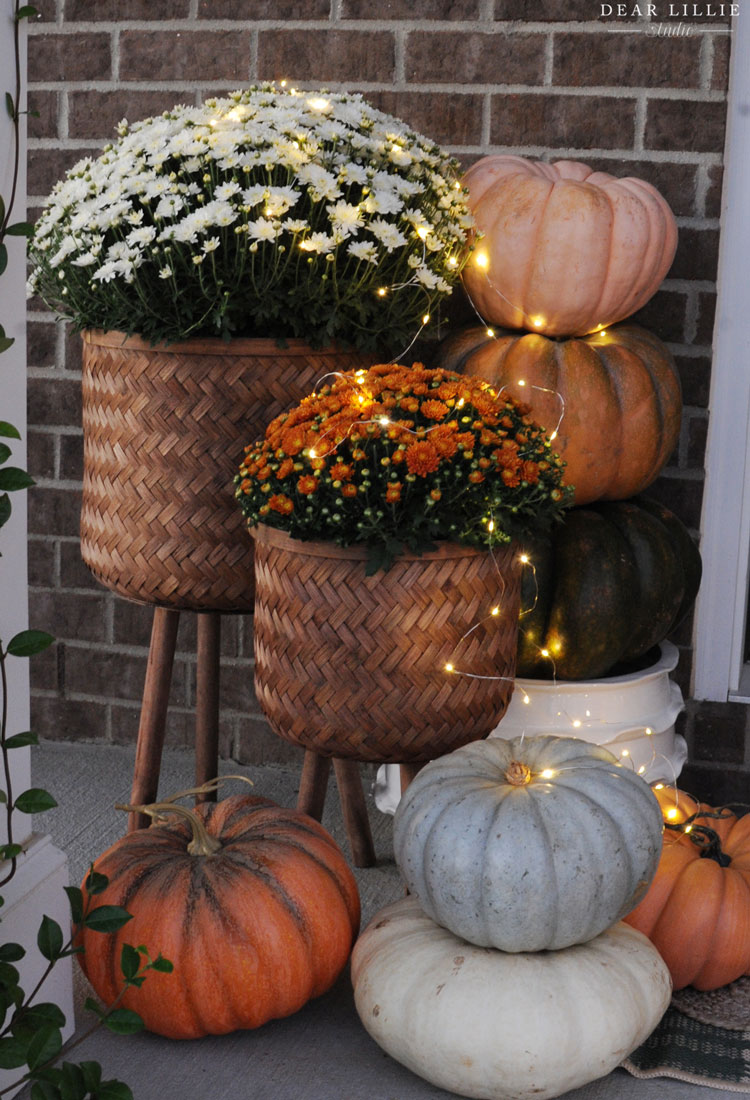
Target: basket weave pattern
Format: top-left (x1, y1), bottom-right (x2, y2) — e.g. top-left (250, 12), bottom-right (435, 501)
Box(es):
top-left (253, 526), bottom-right (522, 762)
top-left (80, 332), bottom-right (372, 611)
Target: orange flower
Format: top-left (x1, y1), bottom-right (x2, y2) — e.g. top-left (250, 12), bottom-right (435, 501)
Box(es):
top-left (400, 397), bottom-right (419, 414)
top-left (297, 475), bottom-right (318, 494)
top-left (501, 467), bottom-right (521, 488)
top-left (430, 489), bottom-right (442, 501)
top-left (330, 462), bottom-right (354, 481)
top-left (522, 461), bottom-right (540, 485)
top-left (341, 483), bottom-right (358, 498)
top-left (268, 493), bottom-right (294, 514)
top-left (421, 399), bottom-right (449, 420)
top-left (406, 441), bottom-right (440, 477)
top-left (468, 470), bottom-right (485, 484)
top-left (276, 458), bottom-right (295, 479)
top-left (281, 428), bottom-right (307, 456)
top-left (385, 481), bottom-right (402, 502)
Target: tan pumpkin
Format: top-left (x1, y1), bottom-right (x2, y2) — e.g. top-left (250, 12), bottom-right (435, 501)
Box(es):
top-left (461, 155), bottom-right (678, 337)
top-left (434, 322), bottom-right (681, 505)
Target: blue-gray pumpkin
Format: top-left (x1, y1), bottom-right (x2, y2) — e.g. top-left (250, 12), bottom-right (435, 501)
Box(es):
top-left (393, 735), bottom-right (663, 952)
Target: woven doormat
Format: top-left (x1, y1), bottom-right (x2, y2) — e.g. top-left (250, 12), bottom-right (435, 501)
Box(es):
top-left (623, 983), bottom-right (750, 1093)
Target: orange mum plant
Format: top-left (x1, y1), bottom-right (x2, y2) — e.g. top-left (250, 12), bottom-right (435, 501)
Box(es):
top-left (235, 363), bottom-right (571, 572)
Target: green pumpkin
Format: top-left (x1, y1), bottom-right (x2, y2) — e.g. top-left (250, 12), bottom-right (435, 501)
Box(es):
top-left (517, 497), bottom-right (701, 681)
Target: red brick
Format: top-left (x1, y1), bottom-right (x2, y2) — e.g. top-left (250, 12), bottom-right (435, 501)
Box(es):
top-left (631, 289), bottom-right (688, 343)
top-left (110, 704), bottom-right (202, 751)
top-left (695, 291), bottom-right (716, 345)
top-left (59, 434), bottom-right (83, 481)
top-left (200, 0), bottom-right (329, 14)
top-left (692, 700), bottom-right (748, 764)
top-left (644, 98), bottom-right (728, 153)
top-left (112, 601), bottom-right (196, 652)
top-left (66, 0), bottom-right (189, 15)
top-left (28, 147), bottom-right (99, 198)
top-left (29, 643), bottom-right (60, 693)
top-left (27, 320), bottom-right (58, 368)
top-left (64, 326), bottom-right (83, 374)
top-left (258, 29), bottom-right (394, 84)
top-left (68, 89), bottom-right (194, 140)
top-left (29, 33), bottom-right (111, 82)
top-left (344, 0), bottom-right (478, 15)
top-left (65, 646), bottom-right (187, 704)
top-left (705, 164), bottom-right (724, 218)
top-left (686, 412), bottom-right (708, 469)
top-left (670, 227), bottom-right (720, 281)
top-left (370, 91), bottom-right (483, 146)
top-left (27, 430), bottom-right (56, 481)
top-left (583, 157), bottom-right (697, 217)
top-left (28, 90), bottom-right (59, 140)
top-left (711, 32), bottom-right (730, 91)
top-left (27, 485), bottom-right (81, 537)
top-left (28, 539), bottom-right (56, 588)
top-left (120, 30), bottom-right (250, 82)
top-left (674, 354), bottom-right (711, 408)
top-left (679, 761), bottom-right (750, 807)
top-left (60, 542), bottom-right (103, 591)
top-left (30, 695), bottom-right (109, 743)
top-left (406, 31), bottom-right (546, 86)
top-left (28, 377), bottom-right (82, 429)
top-left (495, 0), bottom-right (614, 17)
top-left (646, 473), bottom-right (704, 529)
top-left (553, 31), bottom-right (701, 88)
top-left (29, 588), bottom-right (110, 643)
top-left (490, 92), bottom-right (636, 148)
top-left (234, 714), bottom-right (302, 767)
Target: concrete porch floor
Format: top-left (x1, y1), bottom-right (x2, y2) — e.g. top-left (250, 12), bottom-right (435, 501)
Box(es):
top-left (22, 740), bottom-right (750, 1100)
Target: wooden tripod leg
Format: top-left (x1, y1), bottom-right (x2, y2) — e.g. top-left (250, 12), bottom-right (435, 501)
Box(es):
top-left (129, 607), bottom-right (180, 832)
top-left (298, 751), bottom-right (331, 821)
top-left (333, 758), bottom-right (376, 869)
top-left (195, 611), bottom-right (221, 801)
top-left (400, 761), bottom-right (423, 794)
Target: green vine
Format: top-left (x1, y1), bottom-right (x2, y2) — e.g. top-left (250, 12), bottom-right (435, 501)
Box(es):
top-left (0, 5), bottom-right (173, 1097)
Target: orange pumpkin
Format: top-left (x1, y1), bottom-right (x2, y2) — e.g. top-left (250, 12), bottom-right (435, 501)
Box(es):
top-left (433, 322), bottom-right (681, 505)
top-left (624, 793), bottom-right (750, 991)
top-left (461, 155), bottom-right (678, 337)
top-left (78, 794), bottom-right (361, 1039)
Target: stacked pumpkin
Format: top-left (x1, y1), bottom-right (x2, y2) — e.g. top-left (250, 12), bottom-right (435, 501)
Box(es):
top-left (352, 735), bottom-right (672, 1100)
top-left (435, 154), bottom-right (700, 685)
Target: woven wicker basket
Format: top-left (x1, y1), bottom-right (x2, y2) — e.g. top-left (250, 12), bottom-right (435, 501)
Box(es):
top-left (252, 525), bottom-right (522, 763)
top-left (80, 331), bottom-right (373, 611)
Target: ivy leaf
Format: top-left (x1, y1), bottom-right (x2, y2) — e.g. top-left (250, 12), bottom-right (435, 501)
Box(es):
top-left (84, 997), bottom-right (104, 1020)
top-left (0, 466), bottom-right (34, 492)
top-left (83, 906), bottom-right (133, 934)
top-left (0, 243), bottom-right (7, 278)
top-left (5, 92), bottom-right (15, 121)
top-left (0, 943), bottom-right (24, 963)
top-left (58, 1062), bottom-right (85, 1100)
top-left (14, 788), bottom-right (58, 814)
top-left (119, 943), bottom-right (140, 981)
top-left (102, 1008), bottom-right (143, 1036)
top-left (37, 916), bottom-right (64, 962)
top-left (5, 221), bottom-right (33, 237)
top-left (16, 4), bottom-right (40, 18)
top-left (4, 730), bottom-right (39, 749)
top-left (80, 1061), bottom-right (102, 1091)
top-left (0, 421), bottom-right (21, 439)
top-left (0, 1034), bottom-right (30, 1070)
top-left (30, 1080), bottom-right (59, 1100)
top-left (64, 885), bottom-right (83, 924)
top-left (7, 630), bottom-right (55, 656)
top-left (96, 1080), bottom-right (135, 1100)
top-left (84, 868), bottom-right (108, 895)
top-left (0, 844), bottom-right (22, 861)
top-left (0, 443), bottom-right (11, 464)
top-left (0, 493), bottom-right (10, 529)
top-left (12, 1001), bottom-right (66, 1038)
top-left (26, 1023), bottom-right (62, 1071)
top-left (149, 954), bottom-right (174, 974)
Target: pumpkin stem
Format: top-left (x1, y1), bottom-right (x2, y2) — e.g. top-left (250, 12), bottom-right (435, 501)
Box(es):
top-left (115, 801), bottom-right (222, 856)
top-left (666, 821), bottom-right (732, 867)
top-left (505, 761), bottom-right (532, 786)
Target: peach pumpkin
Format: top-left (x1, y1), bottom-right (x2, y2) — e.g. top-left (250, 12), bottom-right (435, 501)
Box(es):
top-left (461, 156), bottom-right (678, 337)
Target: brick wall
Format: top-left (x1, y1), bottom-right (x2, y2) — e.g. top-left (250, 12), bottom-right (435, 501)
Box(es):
top-left (25, 1), bottom-right (738, 797)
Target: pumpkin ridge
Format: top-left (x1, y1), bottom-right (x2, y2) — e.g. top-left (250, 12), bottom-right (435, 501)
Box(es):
top-left (244, 831), bottom-right (360, 922)
top-left (589, 184), bottom-right (616, 324)
top-left (523, 180), bottom-right (555, 327)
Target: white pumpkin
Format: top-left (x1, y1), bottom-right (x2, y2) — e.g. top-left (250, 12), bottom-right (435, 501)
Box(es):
top-left (393, 735), bottom-right (663, 952)
top-left (352, 896), bottom-right (671, 1100)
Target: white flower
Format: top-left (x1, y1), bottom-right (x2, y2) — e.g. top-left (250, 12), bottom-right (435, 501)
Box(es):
top-left (297, 163), bottom-right (341, 202)
top-left (159, 265), bottom-right (173, 279)
top-left (369, 219), bottom-right (407, 253)
top-left (348, 240), bottom-right (378, 264)
top-left (71, 251), bottom-right (98, 267)
top-left (299, 232), bottom-right (335, 255)
top-left (327, 201), bottom-right (364, 239)
top-left (127, 225), bottom-right (157, 247)
top-left (414, 265), bottom-right (439, 289)
top-left (362, 190), bottom-right (402, 216)
top-left (202, 237), bottom-right (220, 253)
top-left (214, 180), bottom-right (241, 200)
top-left (247, 218), bottom-right (278, 242)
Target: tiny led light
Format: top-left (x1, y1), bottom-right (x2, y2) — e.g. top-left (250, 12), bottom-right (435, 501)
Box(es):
top-left (572, 719), bottom-right (581, 728)
top-left (491, 606), bottom-right (500, 616)
top-left (540, 648), bottom-right (550, 658)
top-left (684, 824), bottom-right (693, 834)
top-left (379, 416), bottom-right (390, 426)
top-left (519, 553), bottom-right (530, 565)
top-left (549, 430), bottom-right (558, 442)
top-left (445, 662), bottom-right (455, 673)
top-left (532, 317), bottom-right (545, 328)
top-left (645, 727), bottom-right (653, 735)
top-left (517, 379), bottom-right (526, 387)
top-left (620, 749), bottom-right (630, 758)
top-left (309, 449), bottom-right (318, 459)
top-left (457, 398), bottom-right (465, 408)
top-left (377, 287), bottom-right (388, 297)
top-left (422, 313), bottom-right (430, 325)
top-left (638, 766), bottom-right (646, 775)
top-left (540, 769), bottom-right (555, 780)
top-left (475, 251), bottom-right (489, 269)
top-left (416, 226), bottom-right (429, 240)
top-left (307, 96), bottom-right (330, 111)
top-left (666, 806), bottom-right (679, 820)
top-left (448, 256), bottom-right (458, 267)
top-left (522, 694), bottom-right (530, 704)
top-left (654, 783), bottom-right (665, 790)
top-left (487, 519), bottom-right (495, 532)
top-left (486, 328), bottom-right (495, 338)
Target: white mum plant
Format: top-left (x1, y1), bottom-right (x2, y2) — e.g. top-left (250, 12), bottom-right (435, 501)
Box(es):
top-left (28, 84), bottom-right (473, 352)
